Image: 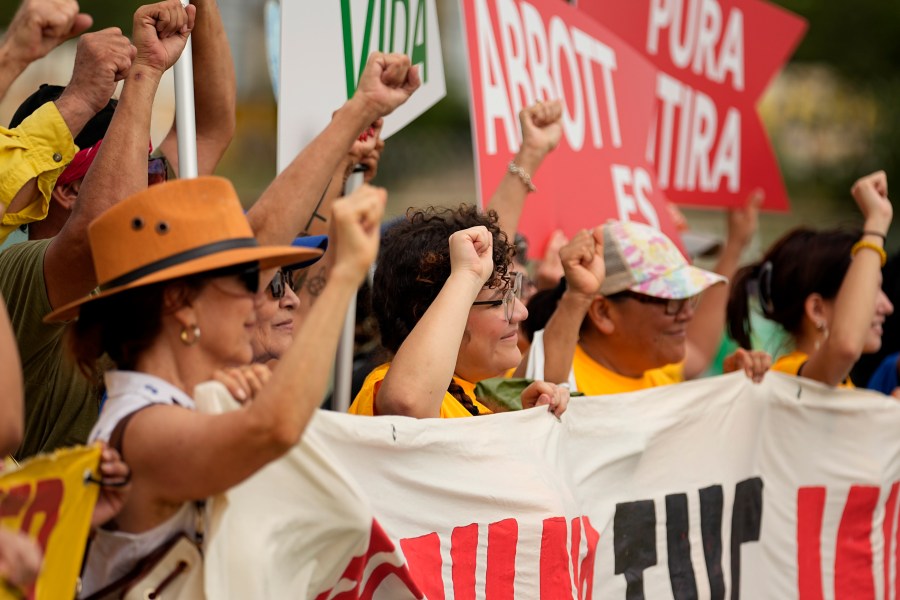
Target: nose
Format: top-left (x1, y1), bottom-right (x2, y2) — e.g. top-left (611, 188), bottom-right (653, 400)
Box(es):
top-left (878, 289), bottom-right (894, 316)
top-left (282, 284), bottom-right (300, 310)
top-left (675, 298), bottom-right (696, 322)
top-left (510, 296), bottom-right (529, 323)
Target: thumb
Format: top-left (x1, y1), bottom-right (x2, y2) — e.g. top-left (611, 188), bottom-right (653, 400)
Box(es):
top-left (65, 14), bottom-right (94, 40)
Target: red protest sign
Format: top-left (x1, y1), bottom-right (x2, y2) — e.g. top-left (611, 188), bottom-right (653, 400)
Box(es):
top-left (576, 0), bottom-right (807, 210)
top-left (460, 0), bottom-right (683, 254)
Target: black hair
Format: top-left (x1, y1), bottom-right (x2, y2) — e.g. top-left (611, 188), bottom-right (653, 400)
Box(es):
top-left (727, 227), bottom-right (859, 349)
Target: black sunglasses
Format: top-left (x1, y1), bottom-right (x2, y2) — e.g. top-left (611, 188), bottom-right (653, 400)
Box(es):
top-left (266, 269), bottom-right (295, 299)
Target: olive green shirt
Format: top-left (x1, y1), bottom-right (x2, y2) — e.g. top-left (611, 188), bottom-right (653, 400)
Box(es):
top-left (0, 239), bottom-right (98, 459)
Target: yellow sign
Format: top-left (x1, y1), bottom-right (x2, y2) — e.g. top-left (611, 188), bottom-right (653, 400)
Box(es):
top-left (0, 445), bottom-right (101, 600)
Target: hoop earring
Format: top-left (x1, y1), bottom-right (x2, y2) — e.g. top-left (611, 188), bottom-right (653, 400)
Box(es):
top-left (180, 324), bottom-right (201, 346)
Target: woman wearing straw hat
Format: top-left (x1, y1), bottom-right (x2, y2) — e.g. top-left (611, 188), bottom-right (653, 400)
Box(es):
top-left (48, 176), bottom-right (384, 594)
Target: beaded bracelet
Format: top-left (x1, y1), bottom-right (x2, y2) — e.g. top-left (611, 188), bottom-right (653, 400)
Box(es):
top-left (508, 161), bottom-right (536, 193)
top-left (851, 240), bottom-right (887, 267)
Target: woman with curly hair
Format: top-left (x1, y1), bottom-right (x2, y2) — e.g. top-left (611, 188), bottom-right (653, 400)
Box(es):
top-left (727, 171), bottom-right (894, 387)
top-left (349, 204), bottom-right (569, 418)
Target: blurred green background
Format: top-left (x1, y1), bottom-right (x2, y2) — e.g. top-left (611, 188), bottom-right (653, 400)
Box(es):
top-left (1, 0), bottom-right (897, 256)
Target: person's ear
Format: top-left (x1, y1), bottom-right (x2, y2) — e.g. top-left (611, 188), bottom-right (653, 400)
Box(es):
top-left (587, 296), bottom-right (616, 335)
top-left (51, 180), bottom-right (80, 211)
top-left (804, 293), bottom-right (828, 330)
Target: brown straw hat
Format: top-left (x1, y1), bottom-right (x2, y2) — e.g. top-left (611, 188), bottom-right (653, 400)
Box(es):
top-left (45, 176), bottom-right (322, 322)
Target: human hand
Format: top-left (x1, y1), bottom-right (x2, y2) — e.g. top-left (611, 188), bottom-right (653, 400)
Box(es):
top-left (89, 442), bottom-right (131, 529)
top-left (213, 363), bottom-right (272, 404)
top-left (0, 528), bottom-right (42, 593)
top-left (521, 380), bottom-right (569, 417)
top-left (851, 170), bottom-right (892, 234)
top-left (329, 184), bottom-right (386, 286)
top-left (2, 0), bottom-right (92, 68)
top-left (132, 0), bottom-right (196, 75)
top-left (725, 188), bottom-right (763, 251)
top-left (559, 227), bottom-right (604, 297)
top-left (519, 99), bottom-right (563, 158)
top-left (722, 348), bottom-right (771, 384)
top-left (353, 52), bottom-right (421, 120)
top-left (448, 226), bottom-right (495, 290)
top-left (534, 229), bottom-right (568, 290)
top-left (58, 28), bottom-right (135, 117)
top-left (347, 118), bottom-right (384, 183)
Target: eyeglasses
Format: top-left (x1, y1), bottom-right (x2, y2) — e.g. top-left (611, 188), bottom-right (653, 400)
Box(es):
top-left (611, 290), bottom-right (701, 316)
top-left (148, 157), bottom-right (168, 186)
top-left (266, 269), bottom-right (295, 299)
top-left (472, 271), bottom-right (523, 321)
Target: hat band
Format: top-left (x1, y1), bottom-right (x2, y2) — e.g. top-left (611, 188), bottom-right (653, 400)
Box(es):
top-left (99, 237), bottom-right (259, 291)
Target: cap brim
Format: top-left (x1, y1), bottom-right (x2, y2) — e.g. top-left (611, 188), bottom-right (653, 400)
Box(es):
top-left (286, 235), bottom-right (328, 270)
top-left (45, 244), bottom-right (322, 323)
top-left (630, 264), bottom-right (727, 300)
top-left (681, 231), bottom-right (722, 259)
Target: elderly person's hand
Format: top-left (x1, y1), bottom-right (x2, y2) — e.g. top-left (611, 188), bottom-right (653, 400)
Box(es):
top-left (58, 29), bottom-right (136, 120)
top-left (722, 348), bottom-right (771, 384)
top-left (90, 442), bottom-right (131, 528)
top-left (1, 0), bottom-right (92, 68)
top-left (0, 528), bottom-right (42, 592)
top-left (132, 0), bottom-right (196, 75)
top-left (560, 227), bottom-right (605, 298)
top-left (213, 363), bottom-right (273, 404)
top-left (351, 52), bottom-right (421, 121)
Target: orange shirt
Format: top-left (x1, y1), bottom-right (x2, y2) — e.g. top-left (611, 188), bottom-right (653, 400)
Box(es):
top-left (772, 351), bottom-right (855, 389)
top-left (348, 363), bottom-right (493, 418)
top-left (572, 344), bottom-right (684, 395)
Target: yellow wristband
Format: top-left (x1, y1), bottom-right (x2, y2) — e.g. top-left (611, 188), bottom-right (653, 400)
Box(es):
top-left (851, 240), bottom-right (887, 267)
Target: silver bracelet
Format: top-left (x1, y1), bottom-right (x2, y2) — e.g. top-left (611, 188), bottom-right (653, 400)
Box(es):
top-left (508, 161), bottom-right (536, 193)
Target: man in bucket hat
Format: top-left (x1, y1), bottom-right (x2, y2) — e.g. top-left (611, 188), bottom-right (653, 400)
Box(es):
top-left (529, 220), bottom-right (766, 394)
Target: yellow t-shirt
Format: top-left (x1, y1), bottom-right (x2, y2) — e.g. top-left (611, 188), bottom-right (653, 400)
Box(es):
top-left (772, 351), bottom-right (855, 389)
top-left (348, 363), bottom-right (493, 418)
top-left (572, 344), bottom-right (684, 395)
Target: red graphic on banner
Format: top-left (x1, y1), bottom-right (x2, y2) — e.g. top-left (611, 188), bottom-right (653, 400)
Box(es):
top-left (461, 0), bottom-right (682, 254)
top-left (576, 0), bottom-right (806, 210)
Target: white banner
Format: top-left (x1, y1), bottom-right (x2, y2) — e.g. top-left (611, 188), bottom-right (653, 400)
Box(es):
top-left (199, 372), bottom-right (900, 598)
top-left (277, 0), bottom-right (446, 172)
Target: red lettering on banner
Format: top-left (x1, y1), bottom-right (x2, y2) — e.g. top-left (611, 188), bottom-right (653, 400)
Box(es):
top-left (400, 532), bottom-right (445, 600)
top-left (20, 479), bottom-right (63, 551)
top-left (797, 487), bottom-right (826, 600)
top-left (315, 519), bottom-right (424, 600)
top-left (541, 517), bottom-right (571, 597)
top-left (835, 486), bottom-right (879, 600)
top-left (0, 483), bottom-right (30, 518)
top-left (575, 517), bottom-right (600, 599)
top-left (883, 483), bottom-right (899, 600)
top-left (451, 523), bottom-right (478, 600)
top-left (486, 518), bottom-right (518, 598)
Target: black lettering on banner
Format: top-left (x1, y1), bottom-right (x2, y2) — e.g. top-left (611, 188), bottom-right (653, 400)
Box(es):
top-left (614, 499), bottom-right (658, 600)
top-left (666, 493), bottom-right (698, 600)
top-left (729, 477), bottom-right (764, 600)
top-left (699, 484), bottom-right (725, 600)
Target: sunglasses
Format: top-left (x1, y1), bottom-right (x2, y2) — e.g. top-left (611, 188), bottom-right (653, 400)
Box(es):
top-left (611, 290), bottom-right (701, 316)
top-left (148, 157), bottom-right (168, 186)
top-left (472, 271), bottom-right (524, 321)
top-left (266, 269), bottom-right (295, 299)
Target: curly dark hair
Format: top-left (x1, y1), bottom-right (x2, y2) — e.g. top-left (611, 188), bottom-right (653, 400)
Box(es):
top-left (373, 204), bottom-right (514, 356)
top-left (726, 226), bottom-right (859, 349)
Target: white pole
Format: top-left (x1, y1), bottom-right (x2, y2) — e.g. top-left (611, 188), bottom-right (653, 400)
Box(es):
top-left (173, 0), bottom-right (198, 179)
top-left (332, 166), bottom-right (367, 412)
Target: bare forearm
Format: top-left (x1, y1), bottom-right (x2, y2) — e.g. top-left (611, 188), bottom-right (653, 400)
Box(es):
top-left (542, 290), bottom-right (592, 383)
top-left (488, 145), bottom-right (545, 240)
top-left (248, 99), bottom-right (374, 246)
top-left (0, 297), bottom-right (23, 456)
top-left (0, 45), bottom-right (28, 102)
top-left (379, 274), bottom-right (478, 418)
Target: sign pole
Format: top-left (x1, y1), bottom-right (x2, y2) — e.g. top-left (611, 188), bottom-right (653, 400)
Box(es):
top-left (173, 0), bottom-right (198, 179)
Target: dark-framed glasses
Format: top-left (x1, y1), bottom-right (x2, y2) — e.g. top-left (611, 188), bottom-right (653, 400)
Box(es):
top-left (472, 271), bottom-right (524, 321)
top-left (266, 269), bottom-right (295, 299)
top-left (612, 290), bottom-right (701, 316)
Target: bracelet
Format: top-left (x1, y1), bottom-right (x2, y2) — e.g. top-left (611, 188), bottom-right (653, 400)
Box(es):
top-left (862, 230), bottom-right (887, 241)
top-left (508, 161), bottom-right (536, 193)
top-left (851, 240), bottom-right (887, 267)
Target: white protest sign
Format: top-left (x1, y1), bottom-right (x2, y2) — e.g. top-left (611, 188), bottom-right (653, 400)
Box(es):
top-left (277, 0), bottom-right (446, 172)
